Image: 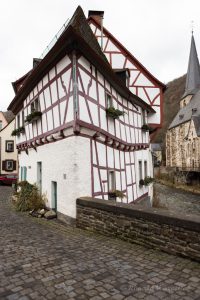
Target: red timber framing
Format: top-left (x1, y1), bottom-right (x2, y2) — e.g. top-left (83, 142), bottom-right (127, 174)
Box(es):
top-left (9, 7), bottom-right (153, 204)
top-left (88, 16), bottom-right (166, 128)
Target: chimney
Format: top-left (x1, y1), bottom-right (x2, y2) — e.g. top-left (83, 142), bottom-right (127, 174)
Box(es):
top-left (88, 10), bottom-right (104, 24)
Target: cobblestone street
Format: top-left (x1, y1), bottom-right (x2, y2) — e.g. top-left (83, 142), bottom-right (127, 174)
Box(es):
top-left (0, 186), bottom-right (200, 300)
top-left (155, 183), bottom-right (200, 216)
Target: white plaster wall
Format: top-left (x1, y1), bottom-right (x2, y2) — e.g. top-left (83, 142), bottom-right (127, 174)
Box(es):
top-left (18, 136), bottom-right (91, 218)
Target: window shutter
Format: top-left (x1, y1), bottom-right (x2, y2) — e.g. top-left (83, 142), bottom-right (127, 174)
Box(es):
top-left (2, 161), bottom-right (6, 171)
top-left (13, 161), bottom-right (16, 171)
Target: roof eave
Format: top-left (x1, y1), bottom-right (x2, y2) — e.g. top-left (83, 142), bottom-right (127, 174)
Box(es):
top-left (8, 25), bottom-right (154, 114)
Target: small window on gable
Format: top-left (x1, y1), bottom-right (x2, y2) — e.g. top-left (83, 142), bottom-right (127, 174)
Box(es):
top-left (6, 141), bottom-right (14, 152)
top-left (106, 93), bottom-right (113, 108)
top-left (31, 97), bottom-right (40, 112)
top-left (0, 120), bottom-right (2, 130)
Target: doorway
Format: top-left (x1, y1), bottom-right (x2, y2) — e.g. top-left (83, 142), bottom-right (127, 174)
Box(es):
top-left (51, 181), bottom-right (57, 212)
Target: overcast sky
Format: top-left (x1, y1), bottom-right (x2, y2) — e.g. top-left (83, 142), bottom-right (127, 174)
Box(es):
top-left (0, 0), bottom-right (200, 111)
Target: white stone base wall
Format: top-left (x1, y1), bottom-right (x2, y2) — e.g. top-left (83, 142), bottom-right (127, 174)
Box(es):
top-left (18, 136), bottom-right (91, 219)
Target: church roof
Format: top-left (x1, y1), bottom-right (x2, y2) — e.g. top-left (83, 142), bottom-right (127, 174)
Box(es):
top-left (169, 88), bottom-right (200, 129)
top-left (182, 34), bottom-right (200, 98)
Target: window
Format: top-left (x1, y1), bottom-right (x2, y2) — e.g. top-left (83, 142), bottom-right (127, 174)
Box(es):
top-left (139, 161), bottom-right (142, 180)
top-left (141, 109), bottom-right (146, 125)
top-left (108, 170), bottom-right (115, 191)
top-left (6, 161), bottom-right (14, 171)
top-left (21, 166), bottom-right (27, 181)
top-left (0, 120), bottom-right (2, 130)
top-left (5, 141), bottom-right (14, 152)
top-left (31, 97), bottom-right (40, 112)
top-left (2, 160), bottom-right (16, 172)
top-left (22, 110), bottom-right (25, 127)
top-left (17, 114), bottom-right (20, 128)
top-left (144, 161), bottom-right (148, 178)
top-left (106, 93), bottom-right (113, 108)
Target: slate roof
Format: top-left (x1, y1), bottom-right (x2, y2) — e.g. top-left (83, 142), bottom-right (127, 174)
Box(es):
top-left (2, 111), bottom-right (14, 123)
top-left (151, 143), bottom-right (162, 151)
top-left (169, 88), bottom-right (200, 129)
top-left (8, 6), bottom-right (154, 114)
top-left (169, 34), bottom-right (200, 132)
top-left (182, 35), bottom-right (200, 98)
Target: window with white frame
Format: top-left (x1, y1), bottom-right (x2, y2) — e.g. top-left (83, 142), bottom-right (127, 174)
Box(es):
top-left (141, 109), bottom-right (146, 125)
top-left (144, 161), bottom-right (148, 178)
top-left (108, 170), bottom-right (115, 191)
top-left (139, 161), bottom-right (142, 180)
top-left (106, 93), bottom-right (113, 108)
top-left (6, 160), bottom-right (14, 171)
top-left (5, 141), bottom-right (14, 152)
top-left (31, 97), bottom-right (40, 112)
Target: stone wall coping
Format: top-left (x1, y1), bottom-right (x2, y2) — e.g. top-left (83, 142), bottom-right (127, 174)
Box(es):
top-left (77, 197), bottom-right (200, 232)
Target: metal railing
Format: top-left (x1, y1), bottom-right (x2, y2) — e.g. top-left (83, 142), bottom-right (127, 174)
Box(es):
top-left (39, 18), bottom-right (69, 60)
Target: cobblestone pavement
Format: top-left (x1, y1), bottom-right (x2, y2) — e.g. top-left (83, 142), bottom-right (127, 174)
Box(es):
top-left (155, 183), bottom-right (200, 216)
top-left (0, 186), bottom-right (200, 300)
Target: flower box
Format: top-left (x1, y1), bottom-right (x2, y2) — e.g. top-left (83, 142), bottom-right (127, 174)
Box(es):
top-left (11, 126), bottom-right (25, 136)
top-left (25, 111), bottom-right (42, 123)
top-left (106, 107), bottom-right (125, 120)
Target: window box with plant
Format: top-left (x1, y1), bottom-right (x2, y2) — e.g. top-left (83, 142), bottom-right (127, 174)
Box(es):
top-left (139, 176), bottom-right (154, 187)
top-left (108, 189), bottom-right (126, 200)
top-left (25, 111), bottom-right (42, 124)
top-left (11, 126), bottom-right (25, 136)
top-left (106, 107), bottom-right (125, 120)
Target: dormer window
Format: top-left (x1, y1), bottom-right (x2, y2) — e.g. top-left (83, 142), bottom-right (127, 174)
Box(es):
top-left (114, 69), bottom-right (130, 87)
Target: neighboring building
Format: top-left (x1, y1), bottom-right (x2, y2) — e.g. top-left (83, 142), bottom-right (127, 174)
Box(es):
top-left (0, 112), bottom-right (18, 176)
top-left (166, 33), bottom-right (200, 183)
top-left (8, 7), bottom-right (164, 222)
top-left (151, 143), bottom-right (162, 166)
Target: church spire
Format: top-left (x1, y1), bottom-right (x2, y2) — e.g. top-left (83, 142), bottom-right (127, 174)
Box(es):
top-left (183, 33), bottom-right (200, 97)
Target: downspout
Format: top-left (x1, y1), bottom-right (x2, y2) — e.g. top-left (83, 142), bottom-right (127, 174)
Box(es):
top-left (100, 14), bottom-right (104, 50)
top-left (72, 50), bottom-right (80, 134)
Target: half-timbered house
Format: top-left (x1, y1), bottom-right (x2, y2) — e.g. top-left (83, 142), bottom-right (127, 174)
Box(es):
top-left (8, 7), bottom-right (164, 223)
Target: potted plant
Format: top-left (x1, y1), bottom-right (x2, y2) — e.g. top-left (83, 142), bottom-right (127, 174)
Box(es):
top-left (106, 106), bottom-right (125, 119)
top-left (141, 124), bottom-right (151, 131)
top-left (25, 111), bottom-right (42, 123)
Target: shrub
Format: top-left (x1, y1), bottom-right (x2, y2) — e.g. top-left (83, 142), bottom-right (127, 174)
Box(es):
top-left (14, 181), bottom-right (46, 211)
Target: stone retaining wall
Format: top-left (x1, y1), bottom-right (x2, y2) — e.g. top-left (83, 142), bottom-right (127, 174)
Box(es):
top-left (76, 197), bottom-right (200, 262)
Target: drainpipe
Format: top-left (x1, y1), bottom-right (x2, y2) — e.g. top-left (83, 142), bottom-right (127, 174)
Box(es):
top-left (72, 51), bottom-right (80, 134)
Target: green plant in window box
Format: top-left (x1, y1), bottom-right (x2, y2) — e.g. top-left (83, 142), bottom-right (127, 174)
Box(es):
top-left (144, 176), bottom-right (154, 186)
top-left (108, 189), bottom-right (126, 199)
top-left (106, 106), bottom-right (125, 119)
top-left (139, 179), bottom-right (145, 186)
top-left (11, 126), bottom-right (25, 136)
top-left (25, 111), bottom-right (42, 123)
